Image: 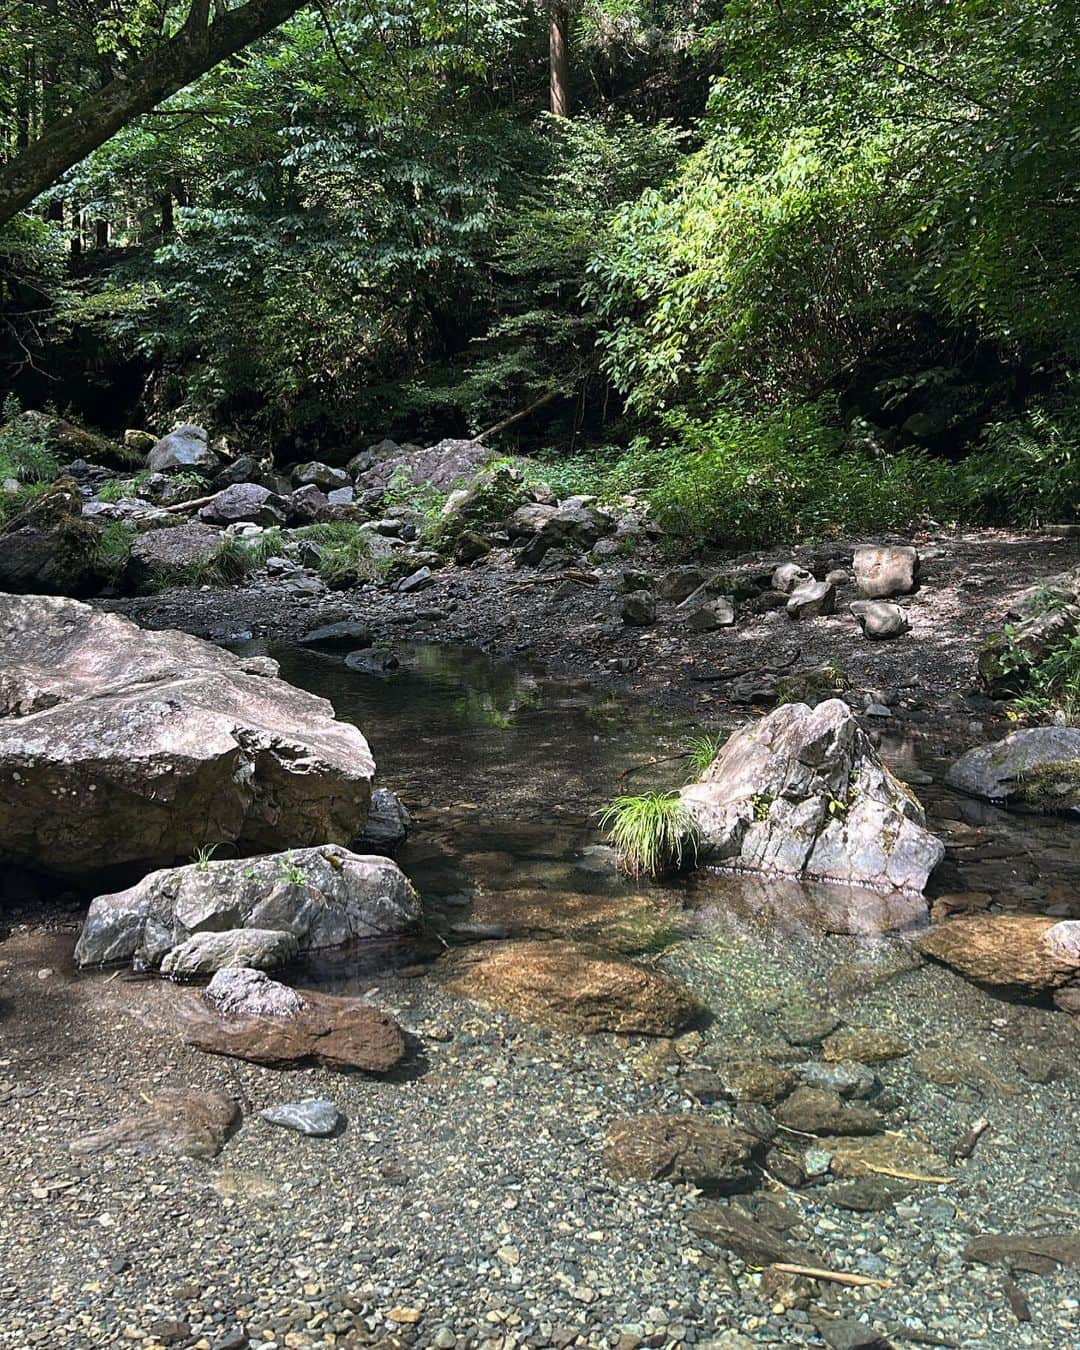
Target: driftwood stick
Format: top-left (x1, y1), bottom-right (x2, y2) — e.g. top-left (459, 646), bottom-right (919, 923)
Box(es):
top-left (475, 388), bottom-right (563, 442)
top-left (690, 648), bottom-right (802, 683)
top-left (863, 1162), bottom-right (957, 1184)
top-left (162, 492), bottom-right (218, 513)
top-left (771, 1262), bottom-right (892, 1289)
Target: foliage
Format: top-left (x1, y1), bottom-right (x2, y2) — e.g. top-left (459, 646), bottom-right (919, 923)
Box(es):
top-left (0, 396), bottom-right (60, 484)
top-left (682, 733), bottom-right (723, 779)
top-left (1006, 629), bottom-right (1080, 723)
top-left (93, 520), bottom-right (137, 577)
top-left (597, 790), bottom-right (697, 878)
top-left (97, 471), bottom-right (151, 502)
top-left (293, 522), bottom-right (378, 585)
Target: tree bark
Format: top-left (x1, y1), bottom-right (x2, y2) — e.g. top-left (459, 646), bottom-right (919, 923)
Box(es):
top-left (0, 0), bottom-right (309, 227)
top-left (549, 2), bottom-right (570, 117)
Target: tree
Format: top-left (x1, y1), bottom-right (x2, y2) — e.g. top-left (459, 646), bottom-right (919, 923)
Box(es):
top-left (549, 2), bottom-right (570, 116)
top-left (0, 0), bottom-right (309, 228)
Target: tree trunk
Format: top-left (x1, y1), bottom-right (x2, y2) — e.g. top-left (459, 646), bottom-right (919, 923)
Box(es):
top-left (549, 3), bottom-right (570, 118)
top-left (0, 0), bottom-right (308, 227)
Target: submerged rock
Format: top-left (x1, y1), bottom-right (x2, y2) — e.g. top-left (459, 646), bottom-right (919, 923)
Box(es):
top-left (182, 967), bottom-right (406, 1072)
top-left (0, 595), bottom-right (374, 877)
top-left (686, 1203), bottom-right (815, 1266)
top-left (450, 939), bottom-right (701, 1035)
top-left (76, 846), bottom-right (420, 970)
top-left (945, 726), bottom-right (1080, 812)
top-left (354, 788), bottom-right (412, 855)
top-left (916, 914), bottom-right (1080, 1004)
top-left (679, 699), bottom-right (944, 892)
top-left (71, 1089), bottom-right (237, 1160)
top-left (603, 1115), bottom-right (758, 1191)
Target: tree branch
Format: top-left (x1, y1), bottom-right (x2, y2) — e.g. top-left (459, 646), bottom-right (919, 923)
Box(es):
top-left (0, 0), bottom-right (310, 227)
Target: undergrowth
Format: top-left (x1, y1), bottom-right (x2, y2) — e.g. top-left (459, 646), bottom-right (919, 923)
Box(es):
top-left (597, 791), bottom-right (698, 879)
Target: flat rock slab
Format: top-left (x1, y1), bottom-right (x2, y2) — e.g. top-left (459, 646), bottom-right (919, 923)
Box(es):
top-left (0, 595), bottom-right (374, 877)
top-left (71, 1089), bottom-right (237, 1160)
top-left (686, 1203), bottom-right (815, 1266)
top-left (774, 1086), bottom-right (883, 1137)
top-left (603, 1115), bottom-right (758, 1191)
top-left (181, 967), bottom-right (405, 1073)
top-left (260, 1099), bottom-right (342, 1137)
top-left (449, 939), bottom-right (701, 1036)
top-left (160, 928), bottom-right (299, 978)
top-left (963, 1233), bottom-right (1080, 1275)
top-left (824, 1133), bottom-right (951, 1181)
top-left (916, 915), bottom-right (1080, 994)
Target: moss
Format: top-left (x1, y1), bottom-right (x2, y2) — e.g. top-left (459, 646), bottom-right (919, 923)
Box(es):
top-left (1014, 758), bottom-right (1080, 810)
top-left (775, 659), bottom-right (849, 706)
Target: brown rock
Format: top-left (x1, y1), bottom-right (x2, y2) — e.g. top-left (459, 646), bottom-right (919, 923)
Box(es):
top-left (448, 939), bottom-right (700, 1036)
top-left (720, 1059), bottom-right (796, 1106)
top-left (821, 1029), bottom-right (910, 1065)
top-left (775, 1086), bottom-right (883, 1137)
top-left (963, 1233), bottom-right (1080, 1275)
top-left (686, 1203), bottom-right (815, 1266)
top-left (826, 1133), bottom-right (951, 1180)
top-left (603, 1115), bottom-right (758, 1191)
top-left (916, 915), bottom-right (1080, 994)
top-left (71, 1089), bottom-right (237, 1159)
top-left (181, 968), bottom-right (405, 1073)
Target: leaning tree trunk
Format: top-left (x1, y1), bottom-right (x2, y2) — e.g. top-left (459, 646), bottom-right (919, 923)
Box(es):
top-left (0, 0), bottom-right (308, 228)
top-left (549, 3), bottom-right (570, 117)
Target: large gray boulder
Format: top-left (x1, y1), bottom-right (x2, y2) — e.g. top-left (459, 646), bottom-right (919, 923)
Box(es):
top-left (125, 522), bottom-right (222, 590)
top-left (945, 727), bottom-right (1080, 812)
top-left (76, 845), bottom-right (421, 970)
top-left (147, 424), bottom-right (219, 474)
top-left (198, 482), bottom-right (285, 527)
top-left (356, 438), bottom-right (491, 493)
top-left (680, 699), bottom-right (944, 893)
top-left (0, 595), bottom-right (375, 876)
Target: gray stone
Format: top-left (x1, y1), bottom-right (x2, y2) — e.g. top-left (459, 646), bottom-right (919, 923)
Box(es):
top-left (685, 597), bottom-right (736, 632)
top-left (260, 1098), bottom-right (342, 1137)
top-left (621, 590), bottom-right (656, 626)
top-left (159, 927), bottom-right (300, 978)
top-left (76, 846), bottom-right (420, 971)
top-left (357, 438), bottom-right (490, 492)
top-left (397, 566), bottom-right (433, 593)
top-left (853, 545), bottom-right (919, 598)
top-left (345, 648), bottom-right (400, 677)
top-left (147, 424), bottom-right (219, 474)
top-left (0, 596), bottom-right (375, 878)
top-left (291, 461), bottom-right (349, 491)
top-left (658, 567), bottom-right (711, 603)
top-left (850, 599), bottom-right (909, 639)
top-left (786, 579), bottom-right (835, 619)
top-left (945, 726), bottom-right (1080, 812)
top-left (125, 522), bottom-right (222, 590)
top-left (299, 620), bottom-right (373, 650)
top-left (198, 482), bottom-right (286, 527)
top-left (794, 1060), bottom-right (877, 1099)
top-left (286, 483), bottom-right (331, 524)
top-left (354, 788), bottom-right (411, 855)
top-left (772, 563), bottom-right (814, 594)
top-left (679, 698), bottom-right (944, 892)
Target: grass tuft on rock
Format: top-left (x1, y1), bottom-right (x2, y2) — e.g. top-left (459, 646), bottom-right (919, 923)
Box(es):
top-left (682, 732), bottom-right (724, 779)
top-left (598, 791), bottom-right (697, 879)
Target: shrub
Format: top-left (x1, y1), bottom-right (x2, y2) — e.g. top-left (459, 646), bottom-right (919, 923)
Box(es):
top-left (597, 791), bottom-right (698, 879)
top-left (294, 522), bottom-right (377, 585)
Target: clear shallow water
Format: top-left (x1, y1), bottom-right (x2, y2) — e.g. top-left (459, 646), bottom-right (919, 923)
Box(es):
top-left (264, 642), bottom-right (1075, 1021)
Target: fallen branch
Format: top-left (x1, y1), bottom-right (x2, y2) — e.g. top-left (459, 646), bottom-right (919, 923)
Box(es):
top-left (512, 569), bottom-right (600, 588)
top-left (863, 1163), bottom-right (957, 1184)
top-left (475, 388), bottom-right (564, 442)
top-left (162, 493), bottom-right (218, 513)
top-left (771, 1262), bottom-right (892, 1289)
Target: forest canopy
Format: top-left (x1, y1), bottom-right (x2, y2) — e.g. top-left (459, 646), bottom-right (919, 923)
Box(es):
top-left (1, 0), bottom-right (1077, 540)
